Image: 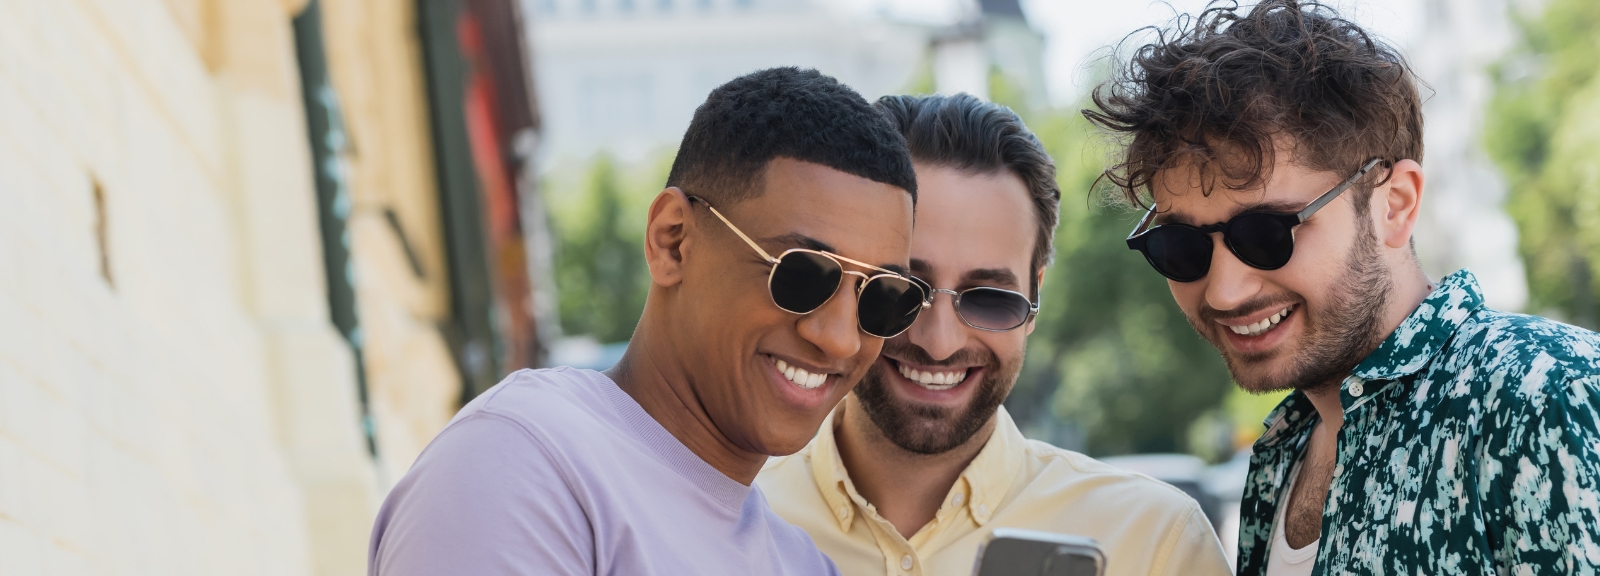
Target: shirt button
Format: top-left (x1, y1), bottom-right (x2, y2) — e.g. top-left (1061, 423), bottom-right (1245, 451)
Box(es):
top-left (901, 555), bottom-right (914, 570)
top-left (952, 494), bottom-right (964, 506)
top-left (1349, 381), bottom-right (1365, 397)
top-left (837, 505), bottom-right (848, 519)
top-left (977, 504), bottom-right (989, 516)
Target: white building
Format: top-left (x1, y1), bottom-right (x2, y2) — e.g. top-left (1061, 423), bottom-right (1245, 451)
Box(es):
top-left (524, 0), bottom-right (933, 165)
top-left (1386, 0), bottom-right (1530, 311)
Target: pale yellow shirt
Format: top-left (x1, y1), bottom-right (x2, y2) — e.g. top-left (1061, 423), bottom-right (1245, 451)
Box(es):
top-left (756, 407), bottom-right (1233, 576)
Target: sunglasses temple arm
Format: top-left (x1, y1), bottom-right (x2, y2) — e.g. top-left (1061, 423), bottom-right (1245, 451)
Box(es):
top-left (702, 203), bottom-right (779, 264)
top-left (828, 252), bottom-right (910, 279)
top-left (1127, 207), bottom-right (1157, 240)
top-left (1297, 157), bottom-right (1385, 222)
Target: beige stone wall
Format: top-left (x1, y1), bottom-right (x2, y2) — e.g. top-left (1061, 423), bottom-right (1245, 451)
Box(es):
top-left (317, 0), bottom-right (463, 486)
top-left (0, 0), bottom-right (464, 574)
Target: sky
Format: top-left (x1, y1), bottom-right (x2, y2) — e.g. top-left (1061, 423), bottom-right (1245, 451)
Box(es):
top-left (860, 0), bottom-right (1427, 106)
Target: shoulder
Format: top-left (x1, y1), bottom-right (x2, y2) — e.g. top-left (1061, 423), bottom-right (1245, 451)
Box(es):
top-left (1445, 311), bottom-right (1600, 448)
top-left (1437, 312), bottom-right (1600, 424)
top-left (1017, 440), bottom-right (1204, 515)
top-left (1450, 310), bottom-right (1600, 386)
top-left (405, 367), bottom-right (624, 492)
top-left (460, 367), bottom-right (619, 436)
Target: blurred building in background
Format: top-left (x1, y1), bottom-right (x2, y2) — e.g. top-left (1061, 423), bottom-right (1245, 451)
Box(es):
top-left (1400, 0), bottom-right (1530, 312)
top-left (525, 0), bottom-right (1047, 166)
top-left (0, 0), bottom-right (550, 574)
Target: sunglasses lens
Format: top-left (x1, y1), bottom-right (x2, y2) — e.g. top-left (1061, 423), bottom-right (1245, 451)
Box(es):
top-left (1228, 213), bottom-right (1297, 269)
top-left (957, 288), bottom-right (1034, 331)
top-left (769, 251), bottom-right (843, 313)
top-left (1141, 226), bottom-right (1213, 282)
top-left (857, 276), bottom-right (925, 338)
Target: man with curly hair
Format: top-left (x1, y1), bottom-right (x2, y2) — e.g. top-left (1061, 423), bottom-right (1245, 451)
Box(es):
top-left (1085, 1), bottom-right (1600, 575)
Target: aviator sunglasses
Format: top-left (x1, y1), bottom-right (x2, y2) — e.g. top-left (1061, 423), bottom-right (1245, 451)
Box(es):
top-left (925, 286), bottom-right (1039, 332)
top-left (687, 195), bottom-right (930, 338)
top-left (1126, 158), bottom-right (1386, 283)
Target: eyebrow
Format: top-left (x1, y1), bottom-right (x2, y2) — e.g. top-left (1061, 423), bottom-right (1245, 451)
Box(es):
top-left (763, 232), bottom-right (834, 253)
top-left (1153, 200), bottom-right (1308, 226)
top-left (963, 268), bottom-right (1021, 288)
top-left (908, 259), bottom-right (1021, 289)
top-left (767, 233), bottom-right (909, 275)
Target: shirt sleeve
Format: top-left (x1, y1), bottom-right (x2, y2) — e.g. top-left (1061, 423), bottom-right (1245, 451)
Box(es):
top-left (369, 413), bottom-right (594, 576)
top-left (1487, 374), bottom-right (1600, 573)
top-left (1149, 503), bottom-right (1234, 576)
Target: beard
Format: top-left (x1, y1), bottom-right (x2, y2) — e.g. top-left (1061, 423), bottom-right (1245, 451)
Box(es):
top-left (1190, 218), bottom-right (1392, 394)
top-left (853, 340), bottom-right (1021, 455)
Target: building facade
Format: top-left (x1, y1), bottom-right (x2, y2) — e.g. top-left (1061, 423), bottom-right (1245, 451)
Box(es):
top-left (0, 0), bottom-right (546, 574)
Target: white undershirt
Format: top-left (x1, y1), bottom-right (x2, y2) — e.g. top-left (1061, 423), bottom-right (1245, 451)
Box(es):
top-left (1265, 455), bottom-right (1319, 576)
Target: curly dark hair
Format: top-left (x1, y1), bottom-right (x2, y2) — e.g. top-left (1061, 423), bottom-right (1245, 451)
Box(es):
top-left (875, 94), bottom-right (1060, 296)
top-left (667, 67), bottom-right (917, 205)
top-left (1083, 0), bottom-right (1423, 208)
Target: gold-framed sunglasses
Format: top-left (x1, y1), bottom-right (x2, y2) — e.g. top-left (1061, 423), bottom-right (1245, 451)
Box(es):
top-left (686, 195), bottom-right (929, 338)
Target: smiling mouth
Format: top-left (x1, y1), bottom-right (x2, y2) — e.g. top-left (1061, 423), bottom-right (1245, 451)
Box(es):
top-left (1226, 305), bottom-right (1296, 337)
top-left (894, 362), bottom-right (970, 391)
top-left (772, 356), bottom-right (829, 390)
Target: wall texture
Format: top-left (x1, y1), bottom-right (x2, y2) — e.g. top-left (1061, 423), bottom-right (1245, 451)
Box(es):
top-left (0, 0), bottom-right (463, 574)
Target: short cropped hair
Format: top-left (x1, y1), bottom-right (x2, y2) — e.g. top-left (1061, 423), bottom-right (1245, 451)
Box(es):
top-left (1084, 0), bottom-right (1423, 207)
top-left (667, 67), bottom-right (917, 206)
top-left (875, 94), bottom-right (1060, 295)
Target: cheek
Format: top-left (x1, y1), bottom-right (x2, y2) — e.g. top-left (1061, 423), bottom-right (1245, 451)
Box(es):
top-left (1168, 279), bottom-right (1207, 315)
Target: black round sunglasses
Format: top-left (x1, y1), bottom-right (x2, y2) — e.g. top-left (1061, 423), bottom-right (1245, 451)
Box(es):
top-left (1126, 158), bottom-right (1386, 282)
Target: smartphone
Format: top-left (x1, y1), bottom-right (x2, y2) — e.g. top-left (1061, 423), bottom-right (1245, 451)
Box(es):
top-left (971, 528), bottom-right (1106, 576)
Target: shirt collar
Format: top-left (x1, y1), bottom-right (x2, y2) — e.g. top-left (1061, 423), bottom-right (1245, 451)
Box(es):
top-left (808, 405), bottom-right (1027, 532)
top-left (1350, 268), bottom-right (1485, 382)
top-left (1255, 269), bottom-right (1486, 447)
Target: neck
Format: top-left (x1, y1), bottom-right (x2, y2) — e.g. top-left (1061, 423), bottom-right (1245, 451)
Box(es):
top-left (1303, 262), bottom-right (1435, 431)
top-left (834, 395), bottom-right (994, 539)
top-left (605, 310), bottom-right (767, 485)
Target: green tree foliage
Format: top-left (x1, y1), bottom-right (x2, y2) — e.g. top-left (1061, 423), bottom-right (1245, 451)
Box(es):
top-left (1485, 0), bottom-right (1600, 329)
top-left (1005, 113), bottom-right (1234, 457)
top-left (548, 154), bottom-right (659, 343)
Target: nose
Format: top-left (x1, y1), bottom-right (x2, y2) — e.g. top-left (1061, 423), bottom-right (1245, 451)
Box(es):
top-left (1203, 233), bottom-right (1263, 312)
top-left (795, 277), bottom-right (864, 360)
top-left (904, 290), bottom-right (966, 361)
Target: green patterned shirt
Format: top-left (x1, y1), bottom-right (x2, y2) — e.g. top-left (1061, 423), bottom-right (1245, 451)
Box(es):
top-left (1237, 270), bottom-right (1600, 576)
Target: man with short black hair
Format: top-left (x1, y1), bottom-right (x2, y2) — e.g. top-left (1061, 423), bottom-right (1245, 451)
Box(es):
top-left (759, 93), bottom-right (1232, 576)
top-left (1086, 2), bottom-right (1600, 574)
top-left (369, 67), bottom-right (926, 575)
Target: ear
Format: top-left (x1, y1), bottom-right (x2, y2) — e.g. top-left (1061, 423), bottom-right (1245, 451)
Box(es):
top-left (1373, 159), bottom-right (1424, 250)
top-left (645, 188), bottom-right (695, 288)
top-left (1024, 268), bottom-right (1046, 336)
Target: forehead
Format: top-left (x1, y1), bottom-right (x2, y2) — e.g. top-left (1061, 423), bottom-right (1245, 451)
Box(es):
top-left (731, 158), bottom-right (914, 266)
top-left (909, 164), bottom-right (1034, 284)
top-left (1150, 156), bottom-right (1346, 225)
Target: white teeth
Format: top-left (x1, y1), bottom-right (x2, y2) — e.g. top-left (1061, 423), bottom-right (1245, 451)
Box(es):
top-left (774, 357), bottom-right (826, 390)
top-left (1229, 305), bottom-right (1295, 337)
top-left (897, 364), bottom-right (968, 391)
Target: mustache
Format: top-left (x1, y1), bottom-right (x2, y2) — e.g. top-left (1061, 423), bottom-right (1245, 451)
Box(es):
top-left (1197, 295), bottom-right (1302, 324)
top-left (879, 338), bottom-right (995, 368)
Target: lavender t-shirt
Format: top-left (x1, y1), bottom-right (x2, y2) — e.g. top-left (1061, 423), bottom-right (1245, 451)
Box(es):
top-left (368, 367), bottom-right (839, 576)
